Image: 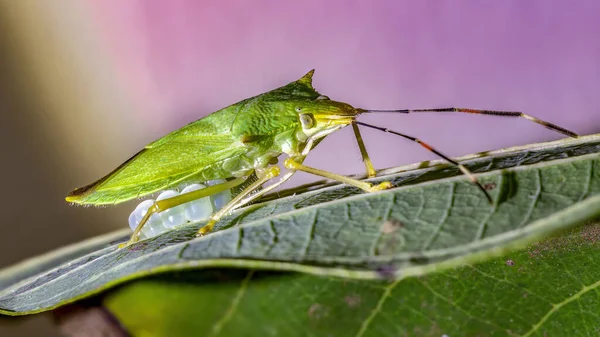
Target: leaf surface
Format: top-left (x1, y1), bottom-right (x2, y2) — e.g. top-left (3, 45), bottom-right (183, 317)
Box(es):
top-left (104, 223), bottom-right (600, 337)
top-left (1, 134), bottom-right (599, 315)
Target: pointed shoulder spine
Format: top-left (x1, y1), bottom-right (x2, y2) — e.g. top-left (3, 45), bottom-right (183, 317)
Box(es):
top-left (297, 69), bottom-right (316, 88)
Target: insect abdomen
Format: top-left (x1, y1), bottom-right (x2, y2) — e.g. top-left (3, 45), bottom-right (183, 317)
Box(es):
top-left (128, 181), bottom-right (231, 239)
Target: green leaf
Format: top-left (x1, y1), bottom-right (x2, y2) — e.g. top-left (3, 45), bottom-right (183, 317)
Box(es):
top-left (1, 134), bottom-right (599, 315)
top-left (103, 222), bottom-right (600, 337)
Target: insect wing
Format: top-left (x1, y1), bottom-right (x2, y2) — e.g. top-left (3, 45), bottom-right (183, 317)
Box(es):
top-left (67, 124), bottom-right (246, 205)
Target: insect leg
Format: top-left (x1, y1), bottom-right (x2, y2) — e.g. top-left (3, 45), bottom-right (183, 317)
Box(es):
top-left (354, 121), bottom-right (493, 203)
top-left (352, 123), bottom-right (377, 177)
top-left (121, 177), bottom-right (248, 247)
top-left (227, 139), bottom-right (320, 206)
top-left (200, 136), bottom-right (319, 218)
top-left (362, 107), bottom-right (579, 138)
top-left (196, 166), bottom-right (281, 236)
top-left (283, 158), bottom-right (392, 193)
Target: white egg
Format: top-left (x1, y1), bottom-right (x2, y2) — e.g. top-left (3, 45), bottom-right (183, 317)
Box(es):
top-left (127, 181), bottom-right (235, 239)
top-left (155, 190), bottom-right (187, 228)
top-left (206, 180), bottom-right (232, 210)
top-left (128, 199), bottom-right (166, 239)
top-left (142, 212), bottom-right (167, 238)
top-left (128, 199), bottom-right (154, 232)
top-left (181, 184), bottom-right (214, 222)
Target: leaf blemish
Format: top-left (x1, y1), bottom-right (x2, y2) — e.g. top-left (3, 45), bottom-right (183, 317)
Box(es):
top-left (129, 242), bottom-right (148, 252)
top-left (376, 264), bottom-right (397, 281)
top-left (307, 303), bottom-right (329, 320)
top-left (376, 219), bottom-right (407, 255)
top-left (380, 220), bottom-right (403, 234)
top-left (409, 256), bottom-right (430, 265)
top-left (344, 294), bottom-right (361, 308)
top-left (483, 182), bottom-right (497, 191)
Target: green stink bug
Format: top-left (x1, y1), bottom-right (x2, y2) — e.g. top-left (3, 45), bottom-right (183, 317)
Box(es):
top-left (66, 70), bottom-right (578, 247)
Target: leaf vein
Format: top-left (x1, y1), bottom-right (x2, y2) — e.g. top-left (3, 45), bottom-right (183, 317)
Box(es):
top-left (522, 277), bottom-right (600, 337)
top-left (417, 278), bottom-right (503, 331)
top-left (210, 270), bottom-right (254, 337)
top-left (422, 182), bottom-right (456, 250)
top-left (354, 279), bottom-right (401, 337)
top-left (518, 169), bottom-right (542, 228)
top-left (301, 210), bottom-right (318, 259)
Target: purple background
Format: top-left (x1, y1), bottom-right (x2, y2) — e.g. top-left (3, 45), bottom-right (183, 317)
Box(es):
top-left (90, 0), bottom-right (599, 185)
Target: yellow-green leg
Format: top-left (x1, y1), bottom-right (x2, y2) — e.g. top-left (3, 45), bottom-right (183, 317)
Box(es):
top-left (120, 177), bottom-right (248, 248)
top-left (283, 158), bottom-right (392, 192)
top-left (352, 123), bottom-right (377, 177)
top-left (196, 166), bottom-right (281, 236)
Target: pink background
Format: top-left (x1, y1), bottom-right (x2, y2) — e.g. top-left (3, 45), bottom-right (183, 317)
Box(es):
top-left (90, 0), bottom-right (599, 186)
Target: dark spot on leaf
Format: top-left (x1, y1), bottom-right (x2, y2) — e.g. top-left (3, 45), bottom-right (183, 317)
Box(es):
top-left (409, 255), bottom-right (430, 265)
top-left (483, 182), bottom-right (497, 190)
top-left (129, 242), bottom-right (148, 252)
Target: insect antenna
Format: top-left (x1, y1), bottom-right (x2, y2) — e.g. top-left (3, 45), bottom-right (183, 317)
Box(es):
top-left (353, 121), bottom-right (493, 204)
top-left (358, 108), bottom-right (579, 138)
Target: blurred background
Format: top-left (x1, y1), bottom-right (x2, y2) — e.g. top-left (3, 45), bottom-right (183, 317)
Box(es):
top-left (0, 1), bottom-right (598, 336)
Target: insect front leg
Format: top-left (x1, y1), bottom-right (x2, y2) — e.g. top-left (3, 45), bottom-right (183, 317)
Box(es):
top-left (196, 166), bottom-right (282, 236)
top-left (354, 121), bottom-right (494, 203)
top-left (196, 137), bottom-right (321, 236)
top-left (352, 123), bottom-right (377, 177)
top-left (120, 177), bottom-right (248, 248)
top-left (283, 157), bottom-right (392, 193)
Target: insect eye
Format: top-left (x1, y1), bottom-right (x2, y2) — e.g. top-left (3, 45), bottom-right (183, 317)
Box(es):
top-left (299, 113), bottom-right (316, 129)
top-left (316, 95), bottom-right (330, 100)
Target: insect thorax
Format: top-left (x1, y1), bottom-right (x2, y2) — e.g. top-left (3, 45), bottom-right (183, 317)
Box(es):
top-left (227, 127), bottom-right (306, 176)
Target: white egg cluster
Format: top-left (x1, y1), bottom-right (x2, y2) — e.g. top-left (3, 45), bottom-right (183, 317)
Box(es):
top-left (128, 181), bottom-right (231, 239)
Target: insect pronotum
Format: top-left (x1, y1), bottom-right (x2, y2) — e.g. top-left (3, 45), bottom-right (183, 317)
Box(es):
top-left (66, 70), bottom-right (579, 247)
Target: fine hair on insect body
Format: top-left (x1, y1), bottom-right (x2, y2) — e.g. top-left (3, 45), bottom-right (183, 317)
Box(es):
top-left (66, 70), bottom-right (579, 248)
